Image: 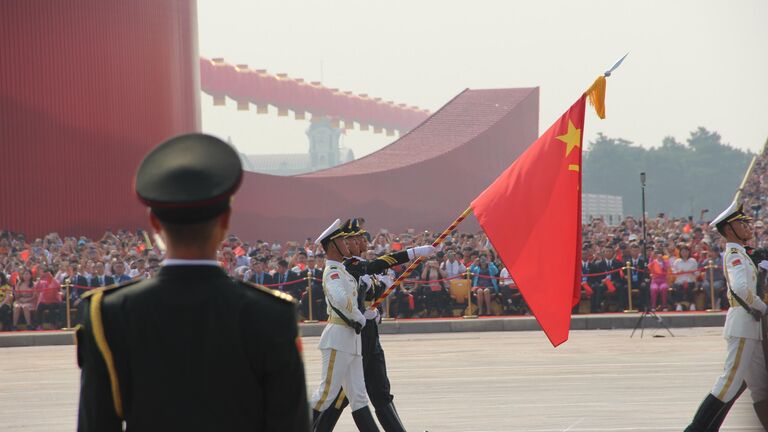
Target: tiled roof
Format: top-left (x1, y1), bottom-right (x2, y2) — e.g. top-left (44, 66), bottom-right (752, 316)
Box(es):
top-left (301, 88), bottom-right (537, 177)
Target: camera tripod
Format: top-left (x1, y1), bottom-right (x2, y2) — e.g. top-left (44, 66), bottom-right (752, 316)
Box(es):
top-left (630, 305), bottom-right (674, 338)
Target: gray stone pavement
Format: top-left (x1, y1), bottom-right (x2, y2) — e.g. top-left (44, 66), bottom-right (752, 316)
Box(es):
top-left (0, 327), bottom-right (763, 431)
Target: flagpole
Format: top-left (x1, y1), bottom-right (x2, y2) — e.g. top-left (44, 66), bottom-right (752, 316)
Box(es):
top-left (368, 60), bottom-right (621, 311)
top-left (369, 206), bottom-right (474, 309)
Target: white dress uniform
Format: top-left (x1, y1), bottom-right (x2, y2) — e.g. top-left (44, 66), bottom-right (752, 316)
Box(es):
top-left (709, 242), bottom-right (768, 402)
top-left (685, 202), bottom-right (768, 432)
top-left (309, 259), bottom-right (370, 412)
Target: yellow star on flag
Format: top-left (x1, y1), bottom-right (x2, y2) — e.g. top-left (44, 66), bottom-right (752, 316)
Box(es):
top-left (556, 119), bottom-right (581, 157)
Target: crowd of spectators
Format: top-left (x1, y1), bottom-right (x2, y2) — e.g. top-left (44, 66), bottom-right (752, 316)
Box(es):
top-left (740, 141), bottom-right (768, 218)
top-left (3, 189), bottom-right (768, 330)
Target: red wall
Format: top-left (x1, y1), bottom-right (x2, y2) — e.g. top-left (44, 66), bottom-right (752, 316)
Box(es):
top-left (0, 0), bottom-right (200, 238)
top-left (0, 0), bottom-right (538, 243)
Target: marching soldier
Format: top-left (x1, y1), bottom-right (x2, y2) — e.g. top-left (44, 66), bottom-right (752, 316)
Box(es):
top-left (315, 218), bottom-right (436, 432)
top-left (685, 202), bottom-right (768, 431)
top-left (76, 133), bottom-right (310, 431)
top-left (310, 219), bottom-right (380, 431)
top-left (691, 243), bottom-right (768, 430)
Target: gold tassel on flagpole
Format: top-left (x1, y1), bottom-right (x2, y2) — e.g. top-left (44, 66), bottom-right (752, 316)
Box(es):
top-left (585, 75), bottom-right (606, 119)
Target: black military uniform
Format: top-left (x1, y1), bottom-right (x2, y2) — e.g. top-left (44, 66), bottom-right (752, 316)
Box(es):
top-left (76, 133), bottom-right (310, 431)
top-left (315, 219), bottom-right (413, 432)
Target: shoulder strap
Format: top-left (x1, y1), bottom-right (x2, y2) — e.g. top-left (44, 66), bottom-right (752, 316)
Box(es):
top-left (328, 302), bottom-right (362, 334)
top-left (80, 277), bottom-right (140, 300)
top-left (239, 280), bottom-right (296, 303)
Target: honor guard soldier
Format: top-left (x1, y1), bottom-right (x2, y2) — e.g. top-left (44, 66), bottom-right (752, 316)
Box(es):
top-left (685, 202), bottom-right (768, 431)
top-left (310, 219), bottom-right (380, 431)
top-left (76, 133), bottom-right (310, 432)
top-left (315, 219), bottom-right (436, 432)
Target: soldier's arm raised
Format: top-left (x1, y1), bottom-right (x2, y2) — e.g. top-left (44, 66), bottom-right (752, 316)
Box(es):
top-left (362, 245), bottom-right (437, 275)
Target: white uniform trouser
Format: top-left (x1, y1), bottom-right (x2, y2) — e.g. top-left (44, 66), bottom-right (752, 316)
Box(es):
top-left (710, 337), bottom-right (768, 402)
top-left (310, 348), bottom-right (369, 412)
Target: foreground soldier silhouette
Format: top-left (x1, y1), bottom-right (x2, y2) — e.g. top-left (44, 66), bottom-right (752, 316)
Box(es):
top-left (76, 133), bottom-right (310, 431)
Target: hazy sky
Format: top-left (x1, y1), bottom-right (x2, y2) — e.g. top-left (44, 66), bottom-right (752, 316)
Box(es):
top-left (198, 0), bottom-right (768, 159)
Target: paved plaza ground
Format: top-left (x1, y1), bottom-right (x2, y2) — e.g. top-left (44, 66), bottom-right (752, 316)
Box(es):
top-left (0, 327), bottom-right (763, 431)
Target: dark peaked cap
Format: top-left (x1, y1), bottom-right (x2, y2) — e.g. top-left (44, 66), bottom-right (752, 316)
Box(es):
top-left (341, 218), bottom-right (366, 237)
top-left (135, 133), bottom-right (243, 224)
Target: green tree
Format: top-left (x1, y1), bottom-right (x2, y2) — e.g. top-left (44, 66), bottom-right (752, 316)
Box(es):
top-left (583, 128), bottom-right (753, 219)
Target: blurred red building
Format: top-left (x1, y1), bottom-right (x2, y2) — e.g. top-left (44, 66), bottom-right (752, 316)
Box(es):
top-left (0, 0), bottom-right (539, 242)
top-left (0, 0), bottom-right (200, 237)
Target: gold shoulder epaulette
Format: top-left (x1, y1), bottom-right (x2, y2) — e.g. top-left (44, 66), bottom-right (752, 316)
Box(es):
top-left (80, 278), bottom-right (141, 300)
top-left (239, 280), bottom-right (297, 304)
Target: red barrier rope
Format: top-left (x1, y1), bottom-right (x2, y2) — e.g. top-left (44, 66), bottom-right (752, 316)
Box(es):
top-left (635, 266), bottom-right (710, 276)
top-left (14, 286), bottom-right (63, 293)
top-left (266, 264), bottom-right (718, 291)
top-left (582, 268), bottom-right (624, 277)
top-left (400, 274), bottom-right (465, 284)
top-left (258, 278), bottom-right (309, 288)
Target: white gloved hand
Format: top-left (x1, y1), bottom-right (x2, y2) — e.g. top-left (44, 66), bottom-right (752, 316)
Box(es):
top-left (408, 245), bottom-right (436, 259)
top-left (356, 316), bottom-right (367, 328)
top-left (363, 308), bottom-right (379, 321)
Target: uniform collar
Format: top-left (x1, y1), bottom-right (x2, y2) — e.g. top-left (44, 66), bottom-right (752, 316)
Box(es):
top-left (326, 259), bottom-right (343, 268)
top-left (726, 242), bottom-right (746, 253)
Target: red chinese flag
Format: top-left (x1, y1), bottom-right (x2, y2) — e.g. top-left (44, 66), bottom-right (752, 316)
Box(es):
top-left (471, 95), bottom-right (586, 347)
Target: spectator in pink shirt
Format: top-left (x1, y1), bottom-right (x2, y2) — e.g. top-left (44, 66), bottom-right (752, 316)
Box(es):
top-left (648, 249), bottom-right (670, 311)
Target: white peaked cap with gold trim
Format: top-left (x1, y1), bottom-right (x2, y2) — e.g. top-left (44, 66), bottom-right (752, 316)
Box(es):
top-left (710, 201), bottom-right (750, 229)
top-left (315, 218), bottom-right (342, 245)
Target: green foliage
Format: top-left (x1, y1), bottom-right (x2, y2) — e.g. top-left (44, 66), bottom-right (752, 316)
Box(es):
top-left (583, 128), bottom-right (754, 218)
